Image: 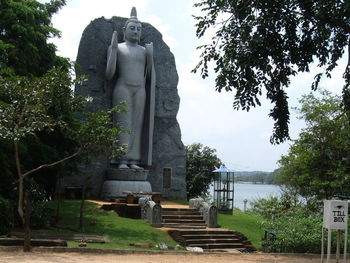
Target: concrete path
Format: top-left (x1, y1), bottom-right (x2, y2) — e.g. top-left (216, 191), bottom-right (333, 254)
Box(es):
top-left (0, 251), bottom-right (339, 263)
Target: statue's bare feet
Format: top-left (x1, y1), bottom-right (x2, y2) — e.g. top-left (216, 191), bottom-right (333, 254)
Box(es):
top-left (130, 164), bottom-right (144, 170)
top-left (118, 163), bottom-right (129, 169)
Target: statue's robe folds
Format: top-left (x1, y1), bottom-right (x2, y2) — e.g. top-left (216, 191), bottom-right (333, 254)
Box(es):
top-left (141, 60), bottom-right (156, 166)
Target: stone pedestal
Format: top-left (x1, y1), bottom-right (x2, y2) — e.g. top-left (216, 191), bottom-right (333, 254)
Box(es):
top-left (101, 168), bottom-right (152, 199)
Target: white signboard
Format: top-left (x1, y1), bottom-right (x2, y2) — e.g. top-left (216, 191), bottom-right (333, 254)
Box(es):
top-left (323, 200), bottom-right (348, 230)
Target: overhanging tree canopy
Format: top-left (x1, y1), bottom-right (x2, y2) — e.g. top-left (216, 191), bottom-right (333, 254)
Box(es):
top-left (193, 0), bottom-right (350, 144)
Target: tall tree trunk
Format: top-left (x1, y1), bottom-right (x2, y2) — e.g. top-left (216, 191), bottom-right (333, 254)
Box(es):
top-left (14, 141), bottom-right (32, 252)
top-left (23, 192), bottom-right (32, 252)
top-left (15, 141), bottom-right (24, 223)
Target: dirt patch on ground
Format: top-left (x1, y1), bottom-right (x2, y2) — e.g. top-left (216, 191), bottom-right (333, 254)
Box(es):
top-left (0, 251), bottom-right (339, 263)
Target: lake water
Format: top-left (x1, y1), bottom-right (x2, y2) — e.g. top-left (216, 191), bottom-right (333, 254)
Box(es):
top-left (209, 183), bottom-right (282, 210)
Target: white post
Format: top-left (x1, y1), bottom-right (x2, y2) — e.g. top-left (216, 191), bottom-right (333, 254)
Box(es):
top-left (327, 228), bottom-right (331, 263)
top-left (321, 227), bottom-right (324, 263)
top-left (336, 230), bottom-right (340, 263)
top-left (344, 228), bottom-right (347, 263)
top-left (243, 199), bottom-right (248, 212)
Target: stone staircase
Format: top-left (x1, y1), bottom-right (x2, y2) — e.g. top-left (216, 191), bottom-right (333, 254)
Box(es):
top-left (162, 205), bottom-right (255, 252)
top-left (162, 208), bottom-right (207, 229)
top-left (168, 229), bottom-right (255, 252)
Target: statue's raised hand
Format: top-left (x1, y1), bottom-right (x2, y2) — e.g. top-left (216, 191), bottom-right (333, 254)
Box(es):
top-left (110, 31), bottom-right (118, 49)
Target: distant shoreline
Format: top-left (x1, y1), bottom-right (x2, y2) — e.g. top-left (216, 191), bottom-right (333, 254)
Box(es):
top-left (235, 182), bottom-right (277, 185)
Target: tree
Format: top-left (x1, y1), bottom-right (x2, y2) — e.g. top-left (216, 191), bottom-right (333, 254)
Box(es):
top-left (0, 0), bottom-right (68, 76)
top-left (192, 0), bottom-right (350, 144)
top-left (0, 0), bottom-right (90, 251)
top-left (0, 0), bottom-right (70, 201)
top-left (277, 90), bottom-right (350, 200)
top-left (186, 143), bottom-right (222, 199)
top-left (0, 68), bottom-right (124, 251)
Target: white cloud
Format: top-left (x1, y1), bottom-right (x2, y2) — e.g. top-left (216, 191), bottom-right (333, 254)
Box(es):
top-left (177, 50), bottom-right (290, 171)
top-left (144, 15), bottom-right (177, 52)
top-left (48, 0), bottom-right (149, 60)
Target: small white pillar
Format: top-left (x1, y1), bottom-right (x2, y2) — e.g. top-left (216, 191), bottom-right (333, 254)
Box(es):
top-left (243, 199), bottom-right (248, 212)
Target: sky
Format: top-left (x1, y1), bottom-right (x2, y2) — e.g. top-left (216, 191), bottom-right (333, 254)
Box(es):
top-left (41, 0), bottom-right (347, 172)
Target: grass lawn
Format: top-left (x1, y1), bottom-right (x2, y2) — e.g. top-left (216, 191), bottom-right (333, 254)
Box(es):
top-left (46, 200), bottom-right (178, 250)
top-left (218, 210), bottom-right (264, 250)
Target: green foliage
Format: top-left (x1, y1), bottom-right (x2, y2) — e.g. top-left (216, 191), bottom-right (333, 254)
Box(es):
top-left (218, 210), bottom-right (264, 249)
top-left (249, 195), bottom-right (323, 253)
top-left (277, 90), bottom-right (350, 200)
top-left (0, 68), bottom-right (75, 141)
top-left (261, 209), bottom-right (323, 253)
top-left (193, 0), bottom-right (350, 144)
top-left (0, 140), bottom-right (16, 199)
top-left (0, 0), bottom-right (67, 76)
top-left (0, 66), bottom-right (124, 235)
top-left (0, 196), bottom-right (14, 235)
top-left (30, 201), bottom-right (50, 228)
top-left (25, 180), bottom-right (51, 228)
top-left (249, 194), bottom-right (301, 220)
top-left (186, 143), bottom-right (222, 199)
top-left (0, 67), bottom-right (124, 174)
top-left (0, 0), bottom-right (73, 204)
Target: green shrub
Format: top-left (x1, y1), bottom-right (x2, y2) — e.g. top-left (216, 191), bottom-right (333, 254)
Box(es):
top-left (0, 196), bottom-right (14, 235)
top-left (28, 180), bottom-right (51, 228)
top-left (250, 194), bottom-right (328, 253)
top-left (261, 209), bottom-right (322, 253)
top-left (31, 201), bottom-right (51, 228)
top-left (13, 180), bottom-right (51, 228)
top-left (249, 193), bottom-right (301, 220)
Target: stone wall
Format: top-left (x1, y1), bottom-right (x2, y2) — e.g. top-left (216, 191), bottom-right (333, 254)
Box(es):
top-left (63, 16), bottom-right (186, 199)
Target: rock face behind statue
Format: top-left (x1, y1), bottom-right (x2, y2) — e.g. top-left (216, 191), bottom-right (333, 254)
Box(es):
top-left (67, 16), bottom-right (186, 199)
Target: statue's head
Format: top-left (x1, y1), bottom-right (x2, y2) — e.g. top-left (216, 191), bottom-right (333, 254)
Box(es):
top-left (123, 7), bottom-right (142, 43)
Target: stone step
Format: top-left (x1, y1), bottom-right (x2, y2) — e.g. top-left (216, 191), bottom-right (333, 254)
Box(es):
top-left (162, 210), bottom-right (201, 216)
top-left (177, 230), bottom-right (236, 235)
top-left (168, 229), bottom-right (256, 253)
top-left (186, 238), bottom-right (241, 245)
top-left (162, 223), bottom-right (207, 229)
top-left (162, 215), bottom-right (204, 220)
top-left (163, 219), bottom-right (206, 224)
top-left (162, 208), bottom-right (197, 212)
top-left (182, 234), bottom-right (237, 239)
top-left (187, 243), bottom-right (245, 249)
